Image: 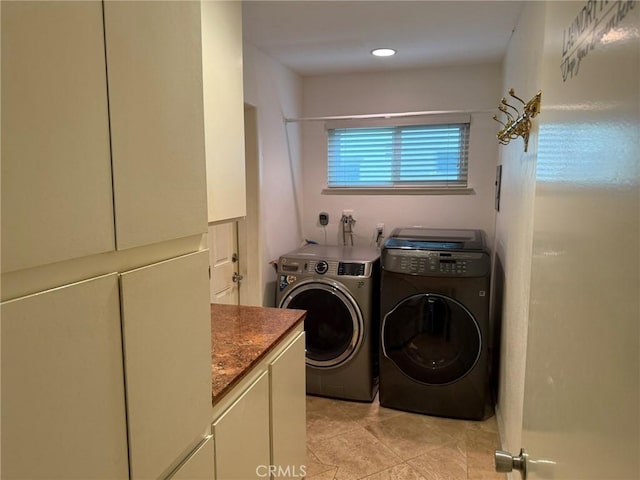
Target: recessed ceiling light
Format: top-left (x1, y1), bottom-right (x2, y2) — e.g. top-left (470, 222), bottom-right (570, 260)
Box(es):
top-left (371, 48), bottom-right (396, 57)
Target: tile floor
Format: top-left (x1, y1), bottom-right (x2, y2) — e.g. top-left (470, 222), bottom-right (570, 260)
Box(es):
top-left (305, 394), bottom-right (505, 480)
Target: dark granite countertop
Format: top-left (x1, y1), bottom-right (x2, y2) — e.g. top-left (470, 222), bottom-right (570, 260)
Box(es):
top-left (210, 303), bottom-right (305, 405)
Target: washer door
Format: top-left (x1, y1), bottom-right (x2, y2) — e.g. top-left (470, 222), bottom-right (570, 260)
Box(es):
top-left (279, 279), bottom-right (363, 368)
top-left (382, 293), bottom-right (481, 385)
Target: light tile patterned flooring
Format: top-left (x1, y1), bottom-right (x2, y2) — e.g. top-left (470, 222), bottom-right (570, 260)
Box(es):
top-left (305, 394), bottom-right (505, 480)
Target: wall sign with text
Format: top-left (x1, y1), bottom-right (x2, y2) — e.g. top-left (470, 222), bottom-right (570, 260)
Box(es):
top-left (561, 0), bottom-right (635, 81)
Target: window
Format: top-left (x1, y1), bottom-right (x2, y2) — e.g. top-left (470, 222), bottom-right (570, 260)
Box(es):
top-left (327, 121), bottom-right (470, 190)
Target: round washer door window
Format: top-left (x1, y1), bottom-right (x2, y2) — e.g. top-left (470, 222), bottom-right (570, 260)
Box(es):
top-left (382, 293), bottom-right (481, 385)
top-left (280, 280), bottom-right (363, 368)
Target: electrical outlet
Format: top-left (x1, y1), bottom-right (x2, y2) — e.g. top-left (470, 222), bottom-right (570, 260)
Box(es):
top-left (376, 223), bottom-right (385, 235)
top-left (342, 209), bottom-right (354, 217)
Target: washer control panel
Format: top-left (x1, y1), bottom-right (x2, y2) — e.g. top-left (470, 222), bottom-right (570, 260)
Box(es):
top-left (315, 261), bottom-right (329, 274)
top-left (337, 262), bottom-right (367, 276)
top-left (382, 249), bottom-right (490, 277)
top-left (279, 257), bottom-right (373, 278)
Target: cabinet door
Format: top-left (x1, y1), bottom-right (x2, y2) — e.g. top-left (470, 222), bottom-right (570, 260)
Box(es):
top-left (168, 435), bottom-right (215, 480)
top-left (104, 1), bottom-right (208, 250)
top-left (1, 274), bottom-right (128, 479)
top-left (201, 1), bottom-right (247, 222)
top-left (1, 0), bottom-right (115, 273)
top-left (270, 332), bottom-right (307, 478)
top-left (120, 251), bottom-right (212, 480)
top-left (213, 371), bottom-right (271, 480)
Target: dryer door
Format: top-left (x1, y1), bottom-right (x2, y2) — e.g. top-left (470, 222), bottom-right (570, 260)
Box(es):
top-left (382, 293), bottom-right (481, 385)
top-left (279, 279), bottom-right (363, 369)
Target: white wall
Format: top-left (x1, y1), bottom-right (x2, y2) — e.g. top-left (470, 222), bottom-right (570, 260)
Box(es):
top-left (492, 1), bottom-right (546, 459)
top-left (243, 42), bottom-right (304, 306)
top-left (300, 64), bottom-right (502, 248)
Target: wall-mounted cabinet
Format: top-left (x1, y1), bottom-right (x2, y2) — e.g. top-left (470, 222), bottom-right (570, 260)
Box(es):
top-left (104, 1), bottom-right (208, 250)
top-left (1, 0), bottom-right (209, 275)
top-left (201, 1), bottom-right (247, 223)
top-left (1, 1), bottom-right (115, 273)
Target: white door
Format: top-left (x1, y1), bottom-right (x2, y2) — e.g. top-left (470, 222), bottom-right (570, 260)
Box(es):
top-left (209, 222), bottom-right (240, 304)
top-left (512, 2), bottom-right (639, 479)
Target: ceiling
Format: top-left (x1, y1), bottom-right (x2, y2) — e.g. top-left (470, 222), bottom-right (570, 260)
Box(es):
top-left (242, 1), bottom-right (525, 76)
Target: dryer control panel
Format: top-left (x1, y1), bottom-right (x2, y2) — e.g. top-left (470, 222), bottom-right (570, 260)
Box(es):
top-left (382, 249), bottom-right (490, 277)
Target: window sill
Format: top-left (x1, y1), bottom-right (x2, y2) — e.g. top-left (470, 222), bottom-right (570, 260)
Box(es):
top-left (322, 187), bottom-right (476, 196)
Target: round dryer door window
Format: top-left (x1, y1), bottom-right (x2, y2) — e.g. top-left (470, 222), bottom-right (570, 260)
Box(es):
top-left (280, 279), bottom-right (363, 368)
top-left (382, 293), bottom-right (481, 385)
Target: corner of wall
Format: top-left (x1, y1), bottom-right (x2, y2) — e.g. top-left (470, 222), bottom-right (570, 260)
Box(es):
top-left (242, 41), bottom-right (305, 307)
top-left (492, 0), bottom-right (546, 456)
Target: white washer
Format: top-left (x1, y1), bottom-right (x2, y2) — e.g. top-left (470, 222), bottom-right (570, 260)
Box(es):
top-left (276, 244), bottom-right (380, 402)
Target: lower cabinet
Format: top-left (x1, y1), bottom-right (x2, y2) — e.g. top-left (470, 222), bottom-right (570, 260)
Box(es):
top-left (120, 251), bottom-right (213, 480)
top-left (2, 258), bottom-right (301, 480)
top-left (270, 331), bottom-right (307, 479)
top-left (1, 274), bottom-right (129, 479)
top-left (168, 435), bottom-right (215, 480)
top-left (211, 328), bottom-right (306, 480)
top-left (213, 371), bottom-right (271, 480)
top-left (1, 252), bottom-right (214, 480)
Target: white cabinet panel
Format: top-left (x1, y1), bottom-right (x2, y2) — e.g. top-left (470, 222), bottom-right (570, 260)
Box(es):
top-left (270, 332), bottom-right (306, 478)
top-left (213, 371), bottom-right (271, 480)
top-left (201, 1), bottom-right (247, 222)
top-left (1, 274), bottom-right (128, 479)
top-left (1, 0), bottom-right (115, 272)
top-left (168, 435), bottom-right (215, 480)
top-left (104, 1), bottom-right (208, 250)
top-left (120, 251), bottom-right (212, 480)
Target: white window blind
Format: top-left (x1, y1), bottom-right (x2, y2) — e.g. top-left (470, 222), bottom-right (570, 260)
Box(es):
top-left (327, 122), bottom-right (470, 189)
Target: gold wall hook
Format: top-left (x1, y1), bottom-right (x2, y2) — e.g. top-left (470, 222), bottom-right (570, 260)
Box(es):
top-left (498, 104), bottom-right (515, 122)
top-left (493, 114), bottom-right (508, 128)
top-left (508, 88), bottom-right (526, 106)
top-left (500, 98), bottom-right (521, 118)
top-left (495, 89), bottom-right (542, 152)
top-left (525, 91), bottom-right (542, 117)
